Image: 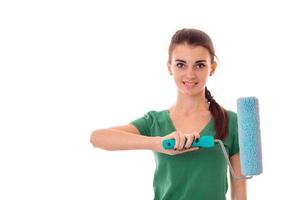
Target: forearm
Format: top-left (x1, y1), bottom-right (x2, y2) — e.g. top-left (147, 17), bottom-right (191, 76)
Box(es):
top-left (230, 154), bottom-right (247, 200)
top-left (90, 128), bottom-right (161, 151)
top-left (231, 181), bottom-right (247, 200)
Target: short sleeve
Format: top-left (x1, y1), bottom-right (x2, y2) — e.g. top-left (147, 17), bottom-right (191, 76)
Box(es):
top-left (129, 111), bottom-right (153, 137)
top-left (229, 111), bottom-right (240, 157)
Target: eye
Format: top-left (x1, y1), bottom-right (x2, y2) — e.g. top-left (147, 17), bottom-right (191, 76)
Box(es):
top-left (195, 63), bottom-right (205, 69)
top-left (176, 63), bottom-right (185, 68)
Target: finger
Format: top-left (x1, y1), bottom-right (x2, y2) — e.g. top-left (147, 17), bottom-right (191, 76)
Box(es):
top-left (191, 131), bottom-right (199, 139)
top-left (174, 131), bottom-right (180, 150)
top-left (178, 133), bottom-right (186, 150)
top-left (184, 134), bottom-right (194, 149)
top-left (176, 147), bottom-right (199, 154)
top-left (192, 131), bottom-right (200, 142)
top-left (185, 147), bottom-right (199, 153)
top-left (164, 131), bottom-right (177, 139)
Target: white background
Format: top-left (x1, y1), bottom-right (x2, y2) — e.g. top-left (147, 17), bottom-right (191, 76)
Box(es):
top-left (1, 0), bottom-right (300, 199)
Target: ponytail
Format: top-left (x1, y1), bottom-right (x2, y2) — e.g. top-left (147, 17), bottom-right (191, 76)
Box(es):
top-left (205, 87), bottom-right (228, 140)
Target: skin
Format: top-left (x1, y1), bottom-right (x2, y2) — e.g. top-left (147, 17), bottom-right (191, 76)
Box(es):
top-left (90, 42), bottom-right (247, 199)
top-left (166, 42), bottom-right (216, 151)
top-left (164, 43), bottom-right (247, 199)
top-left (167, 43), bottom-right (216, 103)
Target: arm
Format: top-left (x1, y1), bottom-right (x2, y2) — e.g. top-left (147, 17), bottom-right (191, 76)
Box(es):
top-left (90, 125), bottom-right (199, 155)
top-left (230, 153), bottom-right (247, 200)
top-left (90, 124), bottom-right (161, 151)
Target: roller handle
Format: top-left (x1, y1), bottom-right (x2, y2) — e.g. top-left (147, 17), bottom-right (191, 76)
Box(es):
top-left (162, 135), bottom-right (215, 150)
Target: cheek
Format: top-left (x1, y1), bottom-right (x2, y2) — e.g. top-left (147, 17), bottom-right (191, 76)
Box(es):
top-left (198, 79), bottom-right (207, 87)
top-left (198, 71), bottom-right (210, 82)
top-left (199, 74), bottom-right (209, 84)
top-left (172, 70), bottom-right (209, 86)
top-left (173, 74), bottom-right (182, 84)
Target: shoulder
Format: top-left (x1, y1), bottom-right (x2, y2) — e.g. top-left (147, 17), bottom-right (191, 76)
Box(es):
top-left (143, 109), bottom-right (167, 121)
top-left (225, 109), bottom-right (238, 137)
top-left (226, 109), bottom-right (238, 126)
top-left (226, 109), bottom-right (237, 120)
top-left (129, 109), bottom-right (166, 136)
top-left (225, 109), bottom-right (240, 156)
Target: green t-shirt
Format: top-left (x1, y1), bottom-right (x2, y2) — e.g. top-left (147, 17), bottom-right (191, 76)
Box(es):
top-left (130, 109), bottom-right (239, 200)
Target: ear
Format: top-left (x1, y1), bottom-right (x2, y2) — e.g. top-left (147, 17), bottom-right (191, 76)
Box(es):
top-left (209, 62), bottom-right (217, 76)
top-left (167, 61), bottom-right (173, 75)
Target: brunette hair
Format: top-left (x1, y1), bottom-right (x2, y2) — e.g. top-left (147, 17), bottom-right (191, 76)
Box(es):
top-left (168, 28), bottom-right (228, 140)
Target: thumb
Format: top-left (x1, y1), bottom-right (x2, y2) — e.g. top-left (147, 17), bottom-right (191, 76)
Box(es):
top-left (163, 131), bottom-right (179, 139)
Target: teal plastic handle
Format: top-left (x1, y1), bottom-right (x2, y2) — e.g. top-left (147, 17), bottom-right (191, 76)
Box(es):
top-left (162, 135), bottom-right (215, 150)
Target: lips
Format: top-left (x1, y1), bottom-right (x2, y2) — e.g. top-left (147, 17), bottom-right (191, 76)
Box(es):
top-left (183, 81), bottom-right (198, 85)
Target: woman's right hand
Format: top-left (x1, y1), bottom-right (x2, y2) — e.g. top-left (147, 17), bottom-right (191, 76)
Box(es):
top-left (153, 130), bottom-right (200, 155)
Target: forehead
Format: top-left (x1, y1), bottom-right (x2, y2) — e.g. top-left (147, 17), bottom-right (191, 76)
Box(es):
top-left (171, 44), bottom-right (210, 61)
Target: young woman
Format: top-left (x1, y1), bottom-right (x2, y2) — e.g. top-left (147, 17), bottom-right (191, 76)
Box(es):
top-left (90, 28), bottom-right (247, 200)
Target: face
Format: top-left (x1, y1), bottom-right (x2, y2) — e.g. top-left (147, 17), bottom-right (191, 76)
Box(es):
top-left (168, 43), bottom-right (217, 96)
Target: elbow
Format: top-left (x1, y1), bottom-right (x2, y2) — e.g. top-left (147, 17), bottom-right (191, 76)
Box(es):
top-left (90, 129), bottom-right (113, 151)
top-left (90, 130), bottom-right (99, 147)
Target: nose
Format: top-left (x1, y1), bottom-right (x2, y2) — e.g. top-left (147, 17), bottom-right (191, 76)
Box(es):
top-left (186, 66), bottom-right (196, 78)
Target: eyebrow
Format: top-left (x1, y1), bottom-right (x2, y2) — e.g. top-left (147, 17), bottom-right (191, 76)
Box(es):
top-left (175, 59), bottom-right (207, 63)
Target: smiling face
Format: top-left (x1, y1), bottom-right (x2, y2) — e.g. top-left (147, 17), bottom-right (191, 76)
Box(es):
top-left (168, 43), bottom-right (217, 96)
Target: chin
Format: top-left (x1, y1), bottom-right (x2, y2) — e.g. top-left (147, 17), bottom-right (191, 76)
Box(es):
top-left (178, 88), bottom-right (202, 96)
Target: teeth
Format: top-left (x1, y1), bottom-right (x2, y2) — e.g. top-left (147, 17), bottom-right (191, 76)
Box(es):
top-left (183, 81), bottom-right (198, 85)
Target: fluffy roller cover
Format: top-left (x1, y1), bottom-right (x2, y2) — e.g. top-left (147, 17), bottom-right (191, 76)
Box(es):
top-left (237, 97), bottom-right (263, 176)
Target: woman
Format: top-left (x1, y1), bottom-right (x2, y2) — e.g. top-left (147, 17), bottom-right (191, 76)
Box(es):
top-left (90, 28), bottom-right (247, 200)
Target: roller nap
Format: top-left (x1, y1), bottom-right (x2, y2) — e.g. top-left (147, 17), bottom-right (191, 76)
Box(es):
top-left (237, 97), bottom-right (263, 176)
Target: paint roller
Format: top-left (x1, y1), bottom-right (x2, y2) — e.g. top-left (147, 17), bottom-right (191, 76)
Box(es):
top-left (162, 96), bottom-right (263, 179)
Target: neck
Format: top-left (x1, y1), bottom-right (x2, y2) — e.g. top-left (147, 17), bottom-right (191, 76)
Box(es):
top-left (169, 90), bottom-right (209, 116)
